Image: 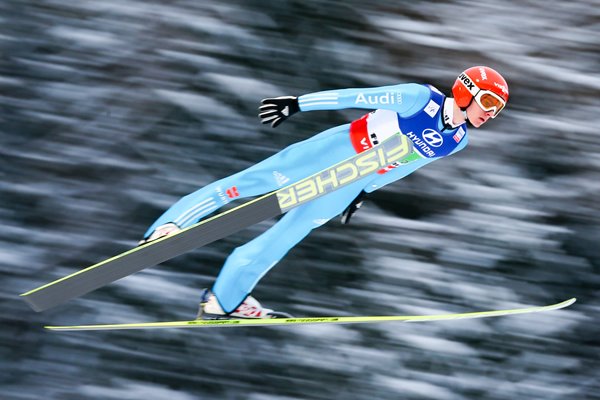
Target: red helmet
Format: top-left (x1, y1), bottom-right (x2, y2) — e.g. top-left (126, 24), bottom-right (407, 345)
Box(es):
top-left (452, 66), bottom-right (509, 118)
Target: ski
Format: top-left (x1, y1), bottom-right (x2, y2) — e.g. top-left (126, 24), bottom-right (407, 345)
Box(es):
top-left (21, 133), bottom-right (413, 312)
top-left (45, 298), bottom-right (575, 331)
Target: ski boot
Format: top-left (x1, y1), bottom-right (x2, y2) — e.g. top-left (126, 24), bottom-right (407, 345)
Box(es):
top-left (196, 289), bottom-right (292, 320)
top-left (138, 222), bottom-right (181, 245)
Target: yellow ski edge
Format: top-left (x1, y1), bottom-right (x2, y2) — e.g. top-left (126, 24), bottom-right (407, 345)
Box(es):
top-left (45, 298), bottom-right (575, 331)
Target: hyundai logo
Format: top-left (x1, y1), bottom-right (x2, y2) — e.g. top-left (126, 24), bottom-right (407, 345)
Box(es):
top-left (422, 129), bottom-right (443, 147)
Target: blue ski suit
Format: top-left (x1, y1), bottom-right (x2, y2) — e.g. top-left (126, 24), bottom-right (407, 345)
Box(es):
top-left (144, 83), bottom-right (469, 312)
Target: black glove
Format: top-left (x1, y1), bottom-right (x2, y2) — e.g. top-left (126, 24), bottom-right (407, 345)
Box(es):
top-left (259, 96), bottom-right (300, 128)
top-left (341, 191), bottom-right (367, 225)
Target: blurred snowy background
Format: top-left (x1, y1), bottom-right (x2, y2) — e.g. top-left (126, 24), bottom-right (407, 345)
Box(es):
top-left (1, 1), bottom-right (599, 399)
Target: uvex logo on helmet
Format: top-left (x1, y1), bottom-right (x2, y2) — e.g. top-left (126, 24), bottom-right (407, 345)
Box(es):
top-left (479, 67), bottom-right (488, 80)
top-left (452, 66), bottom-right (509, 112)
top-left (458, 73), bottom-right (476, 94)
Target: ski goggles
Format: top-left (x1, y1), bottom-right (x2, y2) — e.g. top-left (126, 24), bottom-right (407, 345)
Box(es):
top-left (473, 90), bottom-right (505, 118)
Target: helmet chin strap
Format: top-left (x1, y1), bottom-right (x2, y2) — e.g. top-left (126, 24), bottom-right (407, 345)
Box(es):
top-left (461, 99), bottom-right (473, 126)
top-left (463, 109), bottom-right (478, 127)
top-left (444, 98), bottom-right (473, 129)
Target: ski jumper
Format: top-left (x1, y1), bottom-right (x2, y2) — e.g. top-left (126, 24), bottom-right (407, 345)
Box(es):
top-left (144, 83), bottom-right (469, 312)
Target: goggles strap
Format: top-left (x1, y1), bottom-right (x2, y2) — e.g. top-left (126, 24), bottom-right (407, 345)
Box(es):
top-left (458, 72), bottom-right (481, 97)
